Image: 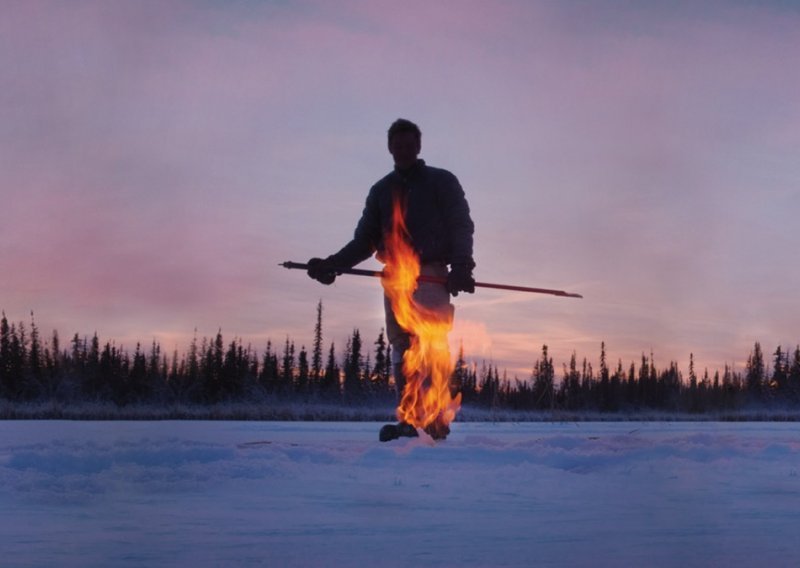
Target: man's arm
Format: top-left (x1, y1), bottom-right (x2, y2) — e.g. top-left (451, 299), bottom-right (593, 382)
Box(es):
top-left (307, 187), bottom-right (382, 284)
top-left (440, 172), bottom-right (475, 267)
top-left (438, 172), bottom-right (475, 296)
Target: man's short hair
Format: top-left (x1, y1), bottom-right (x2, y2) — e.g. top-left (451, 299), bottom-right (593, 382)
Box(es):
top-left (388, 118), bottom-right (422, 143)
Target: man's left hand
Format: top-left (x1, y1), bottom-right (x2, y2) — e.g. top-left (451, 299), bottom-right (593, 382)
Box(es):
top-left (307, 257), bottom-right (337, 285)
top-left (447, 264), bottom-right (475, 296)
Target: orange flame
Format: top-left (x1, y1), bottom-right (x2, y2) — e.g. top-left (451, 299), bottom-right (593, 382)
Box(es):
top-left (381, 193), bottom-right (461, 436)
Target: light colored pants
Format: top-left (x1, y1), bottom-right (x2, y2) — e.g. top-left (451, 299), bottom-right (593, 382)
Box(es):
top-left (384, 262), bottom-right (453, 395)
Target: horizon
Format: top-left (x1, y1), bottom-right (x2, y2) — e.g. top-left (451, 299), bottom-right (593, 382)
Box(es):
top-left (0, 307), bottom-right (786, 382)
top-left (2, 1), bottom-right (798, 379)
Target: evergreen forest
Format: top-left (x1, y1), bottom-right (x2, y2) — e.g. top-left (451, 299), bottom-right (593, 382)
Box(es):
top-left (2, 303), bottom-right (800, 419)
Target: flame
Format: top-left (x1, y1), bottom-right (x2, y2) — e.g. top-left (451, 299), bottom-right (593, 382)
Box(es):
top-left (381, 193), bottom-right (461, 436)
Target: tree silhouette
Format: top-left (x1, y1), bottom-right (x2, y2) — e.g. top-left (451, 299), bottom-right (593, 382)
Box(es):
top-left (532, 344), bottom-right (555, 410)
top-left (343, 329), bottom-right (364, 402)
top-left (746, 342), bottom-right (765, 399)
top-left (371, 329), bottom-right (391, 399)
top-left (1, 306), bottom-right (799, 416)
top-left (312, 300), bottom-right (324, 387)
top-left (321, 342), bottom-right (340, 399)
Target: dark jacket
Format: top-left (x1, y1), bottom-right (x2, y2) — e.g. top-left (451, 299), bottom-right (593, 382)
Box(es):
top-left (330, 160), bottom-right (474, 268)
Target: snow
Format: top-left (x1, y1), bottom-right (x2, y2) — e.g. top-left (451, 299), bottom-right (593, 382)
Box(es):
top-left (2, 421), bottom-right (800, 567)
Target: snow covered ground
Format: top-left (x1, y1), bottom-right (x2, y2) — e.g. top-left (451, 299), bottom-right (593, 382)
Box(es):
top-left (2, 420), bottom-right (800, 567)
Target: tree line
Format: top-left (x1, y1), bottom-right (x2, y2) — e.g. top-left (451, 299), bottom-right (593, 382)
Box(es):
top-left (2, 306), bottom-right (799, 414)
top-left (0, 303), bottom-right (394, 407)
top-left (470, 342), bottom-right (800, 414)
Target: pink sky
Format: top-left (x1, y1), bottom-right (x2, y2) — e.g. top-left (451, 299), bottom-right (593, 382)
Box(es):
top-left (2, 0), bottom-right (799, 379)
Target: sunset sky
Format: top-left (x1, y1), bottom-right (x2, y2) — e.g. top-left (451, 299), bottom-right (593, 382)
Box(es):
top-left (2, 0), bottom-right (798, 379)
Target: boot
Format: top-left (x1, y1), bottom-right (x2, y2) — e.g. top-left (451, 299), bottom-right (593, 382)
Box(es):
top-left (379, 421), bottom-right (419, 442)
top-left (423, 417), bottom-right (450, 441)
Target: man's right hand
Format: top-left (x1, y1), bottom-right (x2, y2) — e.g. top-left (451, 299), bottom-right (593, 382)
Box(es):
top-left (447, 263), bottom-right (475, 296)
top-left (307, 257), bottom-right (337, 285)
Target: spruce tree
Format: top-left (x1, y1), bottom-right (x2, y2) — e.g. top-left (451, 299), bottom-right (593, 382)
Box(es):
top-left (28, 313), bottom-right (42, 387)
top-left (745, 342), bottom-right (765, 400)
top-left (772, 345), bottom-right (788, 395)
top-left (452, 341), bottom-right (468, 401)
top-left (343, 329), bottom-right (363, 402)
top-left (625, 360), bottom-right (637, 408)
top-left (311, 300), bottom-right (324, 386)
top-left (322, 342), bottom-right (340, 399)
top-left (687, 353), bottom-right (699, 412)
top-left (789, 346), bottom-right (800, 402)
top-left (372, 329), bottom-right (390, 398)
top-left (297, 346), bottom-right (310, 395)
top-left (561, 352), bottom-right (581, 410)
top-left (0, 313), bottom-right (11, 398)
top-left (260, 340), bottom-right (280, 393)
top-left (280, 337), bottom-right (295, 395)
top-left (598, 342), bottom-right (610, 410)
top-left (532, 344), bottom-right (555, 410)
top-left (187, 330), bottom-right (200, 386)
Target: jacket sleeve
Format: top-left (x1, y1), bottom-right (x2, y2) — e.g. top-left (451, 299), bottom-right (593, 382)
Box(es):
top-left (439, 173), bottom-right (475, 267)
top-left (328, 186), bottom-right (382, 268)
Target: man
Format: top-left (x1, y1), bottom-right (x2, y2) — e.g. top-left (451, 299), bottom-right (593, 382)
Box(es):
top-left (307, 118), bottom-right (475, 437)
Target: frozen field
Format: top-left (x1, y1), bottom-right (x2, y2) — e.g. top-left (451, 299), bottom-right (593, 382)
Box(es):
top-left (2, 420), bottom-right (800, 567)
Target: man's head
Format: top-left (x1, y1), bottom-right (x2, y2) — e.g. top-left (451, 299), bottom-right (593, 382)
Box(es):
top-left (387, 118), bottom-right (421, 170)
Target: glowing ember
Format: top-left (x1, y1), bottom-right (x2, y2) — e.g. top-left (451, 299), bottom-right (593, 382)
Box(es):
top-left (381, 193), bottom-right (461, 437)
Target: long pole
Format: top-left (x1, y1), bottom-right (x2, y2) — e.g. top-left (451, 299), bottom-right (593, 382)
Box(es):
top-left (280, 261), bottom-right (583, 299)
